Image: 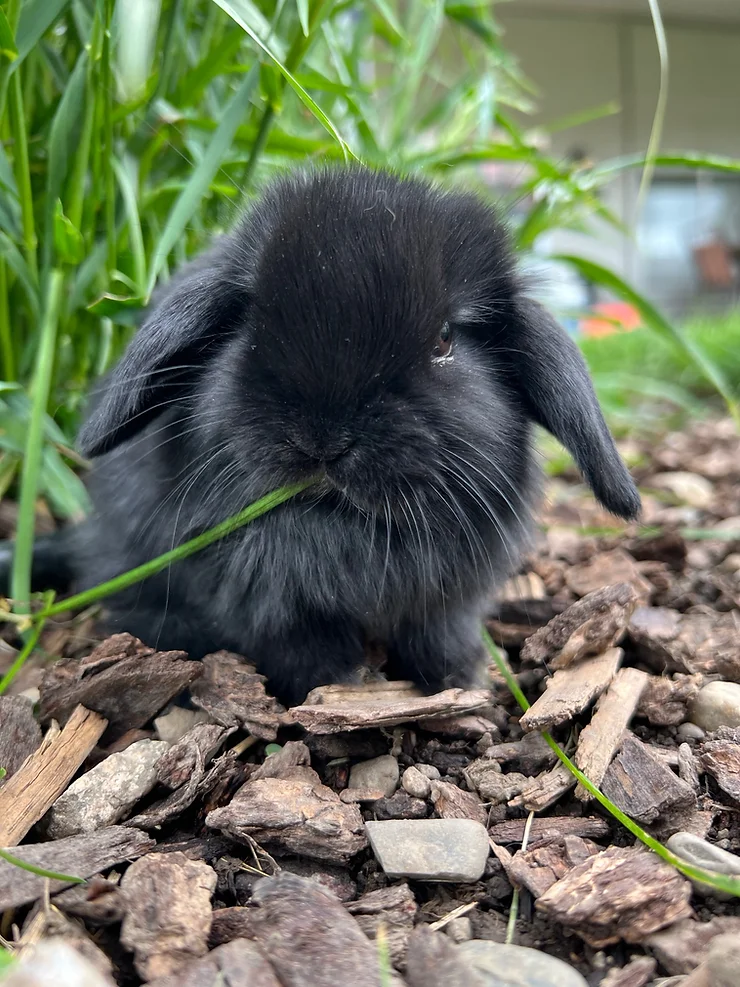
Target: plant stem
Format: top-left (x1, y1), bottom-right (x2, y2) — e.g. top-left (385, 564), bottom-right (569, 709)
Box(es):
top-left (0, 259), bottom-right (14, 380)
top-left (0, 608), bottom-right (47, 695)
top-left (0, 846), bottom-right (84, 884)
top-left (10, 271), bottom-right (64, 613)
top-left (7, 70), bottom-right (38, 283)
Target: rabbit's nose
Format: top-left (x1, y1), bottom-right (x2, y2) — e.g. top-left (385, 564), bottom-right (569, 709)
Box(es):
top-left (288, 431), bottom-right (355, 464)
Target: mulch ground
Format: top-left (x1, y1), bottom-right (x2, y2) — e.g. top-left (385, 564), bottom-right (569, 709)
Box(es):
top-left (1, 414), bottom-right (740, 986)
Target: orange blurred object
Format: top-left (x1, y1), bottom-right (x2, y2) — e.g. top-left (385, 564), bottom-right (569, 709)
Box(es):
top-left (579, 302), bottom-right (643, 338)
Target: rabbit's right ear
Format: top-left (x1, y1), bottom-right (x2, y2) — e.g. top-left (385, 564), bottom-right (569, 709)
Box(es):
top-left (78, 255), bottom-right (245, 458)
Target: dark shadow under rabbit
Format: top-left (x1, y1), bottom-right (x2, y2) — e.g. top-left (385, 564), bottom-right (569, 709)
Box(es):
top-left (2, 166), bottom-right (640, 706)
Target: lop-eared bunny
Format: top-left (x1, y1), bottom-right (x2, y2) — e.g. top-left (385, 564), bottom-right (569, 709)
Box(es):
top-left (13, 166), bottom-right (640, 705)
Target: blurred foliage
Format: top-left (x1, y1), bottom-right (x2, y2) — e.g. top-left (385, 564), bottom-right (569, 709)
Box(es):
top-left (0, 0), bottom-right (738, 526)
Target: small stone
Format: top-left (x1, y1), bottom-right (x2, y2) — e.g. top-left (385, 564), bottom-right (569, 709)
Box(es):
top-left (464, 759), bottom-right (528, 804)
top-left (456, 940), bottom-right (589, 987)
top-left (677, 722), bottom-right (706, 742)
top-left (402, 766), bottom-right (431, 800)
top-left (415, 764), bottom-right (441, 780)
top-left (721, 553), bottom-right (740, 573)
top-left (650, 472), bottom-right (714, 509)
top-left (46, 740), bottom-right (170, 838)
top-left (349, 755), bottom-right (399, 798)
top-left (666, 832), bottom-right (740, 899)
top-left (707, 932), bottom-right (740, 987)
top-left (691, 682), bottom-right (740, 733)
top-left (154, 706), bottom-right (211, 744)
top-left (373, 791), bottom-right (429, 820)
top-left (365, 819), bottom-right (489, 882)
top-left (1, 940), bottom-right (115, 987)
top-left (445, 917), bottom-right (473, 943)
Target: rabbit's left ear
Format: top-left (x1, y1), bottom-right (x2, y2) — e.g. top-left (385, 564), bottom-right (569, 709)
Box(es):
top-left (506, 296), bottom-right (641, 520)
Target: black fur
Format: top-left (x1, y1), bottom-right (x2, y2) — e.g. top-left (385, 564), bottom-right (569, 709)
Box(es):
top-left (8, 166), bottom-right (641, 705)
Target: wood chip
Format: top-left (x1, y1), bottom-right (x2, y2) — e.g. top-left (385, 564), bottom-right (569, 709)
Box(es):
top-left (144, 940), bottom-right (281, 987)
top-left (536, 845), bottom-right (693, 947)
top-left (0, 695), bottom-right (42, 778)
top-left (39, 633), bottom-right (202, 741)
top-left (564, 550), bottom-right (653, 602)
top-left (508, 762), bottom-right (576, 812)
top-left (53, 876), bottom-right (125, 926)
top-left (156, 723), bottom-right (234, 789)
top-left (430, 779), bottom-right (487, 826)
top-left (520, 584), bottom-right (637, 670)
top-left (636, 673), bottom-right (704, 726)
top-left (699, 732), bottom-right (740, 802)
top-left (601, 734), bottom-right (696, 825)
top-left (519, 648), bottom-right (623, 733)
top-left (346, 884), bottom-right (418, 969)
top-left (488, 816), bottom-right (610, 847)
top-left (291, 683), bottom-right (491, 734)
top-left (189, 651), bottom-right (286, 739)
top-left (245, 872), bottom-right (406, 986)
top-left (120, 851), bottom-right (217, 981)
top-left (0, 704), bottom-right (107, 846)
top-left (599, 957), bottom-right (657, 987)
top-left (574, 667), bottom-right (648, 799)
top-left (629, 607), bottom-right (740, 679)
top-left (0, 826), bottom-right (155, 911)
top-left (497, 835), bottom-right (602, 898)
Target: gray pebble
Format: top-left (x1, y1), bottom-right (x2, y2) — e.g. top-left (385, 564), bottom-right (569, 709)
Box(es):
top-left (46, 739), bottom-right (170, 838)
top-left (445, 917), bottom-right (473, 943)
top-left (666, 831), bottom-right (740, 900)
top-left (690, 681), bottom-right (740, 733)
top-left (415, 764), bottom-right (441, 781)
top-left (456, 940), bottom-right (588, 987)
top-left (365, 819), bottom-right (489, 882)
top-left (676, 722), bottom-right (705, 742)
top-left (349, 755), bottom-right (399, 798)
top-left (154, 705), bottom-right (211, 744)
top-left (708, 932), bottom-right (740, 987)
top-left (403, 766), bottom-right (432, 800)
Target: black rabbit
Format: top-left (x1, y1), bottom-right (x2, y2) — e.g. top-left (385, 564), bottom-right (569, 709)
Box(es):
top-left (5, 166), bottom-right (640, 705)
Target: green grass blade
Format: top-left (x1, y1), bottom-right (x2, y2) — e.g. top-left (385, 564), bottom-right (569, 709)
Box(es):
top-left (15, 0), bottom-right (71, 68)
top-left (0, 232), bottom-right (39, 318)
top-left (212, 0), bottom-right (353, 160)
top-left (483, 628), bottom-right (740, 898)
top-left (40, 479), bottom-right (314, 618)
top-left (112, 157), bottom-right (147, 295)
top-left (556, 254), bottom-right (740, 424)
top-left (10, 272), bottom-right (64, 614)
top-left (0, 606), bottom-right (47, 695)
top-left (0, 846), bottom-right (84, 884)
top-left (296, 0), bottom-right (310, 36)
top-left (146, 63), bottom-right (260, 295)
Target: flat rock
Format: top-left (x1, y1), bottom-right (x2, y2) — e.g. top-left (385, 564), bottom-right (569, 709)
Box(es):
top-left (365, 819), bottom-right (489, 882)
top-left (120, 851), bottom-right (217, 982)
top-left (46, 739), bottom-right (170, 838)
top-left (536, 845), bottom-right (692, 947)
top-left (667, 831), bottom-right (740, 898)
top-left (456, 940), bottom-right (589, 987)
top-left (691, 681), bottom-right (740, 732)
top-left (348, 754), bottom-right (399, 797)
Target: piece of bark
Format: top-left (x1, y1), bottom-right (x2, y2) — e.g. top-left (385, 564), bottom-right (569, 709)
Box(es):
top-left (483, 733), bottom-right (557, 775)
top-left (0, 704), bottom-right (107, 846)
top-left (599, 957), bottom-right (657, 987)
top-left (206, 773), bottom-right (367, 864)
top-left (496, 835), bottom-right (602, 898)
top-left (189, 651), bottom-right (286, 740)
top-left (120, 851), bottom-right (217, 981)
top-left (629, 607), bottom-right (740, 679)
top-left (0, 826), bottom-right (155, 911)
top-left (508, 762), bottom-right (576, 812)
top-left (636, 673), bottom-right (704, 726)
top-left (520, 584), bottom-right (637, 670)
top-left (601, 734), bottom-right (696, 825)
top-left (489, 596), bottom-right (568, 626)
top-left (416, 714), bottom-right (499, 739)
top-left (245, 873), bottom-right (406, 986)
top-left (39, 633), bottom-right (202, 741)
top-left (430, 779), bottom-right (487, 825)
top-left (156, 723), bottom-right (234, 788)
top-left (565, 551), bottom-right (653, 602)
top-left (645, 917), bottom-right (740, 975)
top-left (144, 940), bottom-right (282, 987)
top-left (53, 876), bottom-right (125, 925)
top-left (698, 734), bottom-right (740, 802)
top-left (519, 648), bottom-right (623, 733)
top-left (291, 682), bottom-right (490, 734)
top-left (405, 925), bottom-right (486, 987)
top-left (0, 695), bottom-right (42, 778)
top-left (536, 845), bottom-right (693, 947)
top-left (678, 742), bottom-right (702, 791)
top-left (488, 816), bottom-right (610, 847)
top-left (346, 884), bottom-right (418, 970)
top-left (209, 907), bottom-right (257, 947)
top-left (574, 667), bottom-right (648, 799)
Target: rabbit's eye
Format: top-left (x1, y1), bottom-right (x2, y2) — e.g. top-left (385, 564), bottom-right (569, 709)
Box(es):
top-left (432, 322), bottom-right (453, 364)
